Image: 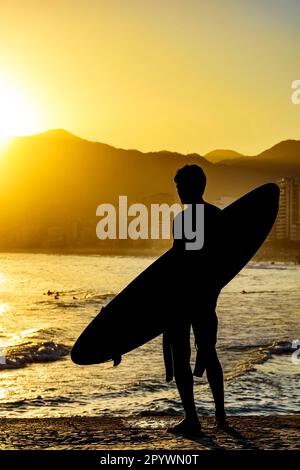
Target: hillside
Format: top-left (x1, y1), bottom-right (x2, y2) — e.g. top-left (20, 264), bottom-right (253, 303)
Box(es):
top-left (220, 140), bottom-right (300, 172)
top-left (0, 130), bottom-right (299, 251)
top-left (204, 149), bottom-right (245, 163)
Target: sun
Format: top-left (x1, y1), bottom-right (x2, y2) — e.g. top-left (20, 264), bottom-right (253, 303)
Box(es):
top-left (0, 78), bottom-right (39, 146)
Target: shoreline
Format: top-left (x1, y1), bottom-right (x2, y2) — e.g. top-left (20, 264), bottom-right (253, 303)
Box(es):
top-left (0, 246), bottom-right (299, 263)
top-left (0, 415), bottom-right (299, 450)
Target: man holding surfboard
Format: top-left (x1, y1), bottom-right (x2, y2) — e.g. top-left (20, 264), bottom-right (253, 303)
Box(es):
top-left (71, 168), bottom-right (279, 436)
top-left (164, 165), bottom-right (226, 435)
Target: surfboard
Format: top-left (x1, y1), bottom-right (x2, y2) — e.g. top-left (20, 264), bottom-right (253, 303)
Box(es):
top-left (71, 183), bottom-right (279, 366)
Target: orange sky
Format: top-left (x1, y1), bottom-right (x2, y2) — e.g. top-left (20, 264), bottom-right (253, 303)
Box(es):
top-left (0, 0), bottom-right (300, 155)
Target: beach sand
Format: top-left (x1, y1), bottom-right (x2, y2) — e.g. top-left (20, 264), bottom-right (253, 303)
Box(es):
top-left (0, 416), bottom-right (299, 450)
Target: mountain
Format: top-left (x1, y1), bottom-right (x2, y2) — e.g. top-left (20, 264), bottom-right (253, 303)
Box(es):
top-left (257, 139), bottom-right (300, 163)
top-left (220, 140), bottom-right (300, 172)
top-left (33, 129), bottom-right (80, 140)
top-left (204, 149), bottom-right (245, 163)
top-left (0, 131), bottom-right (299, 251)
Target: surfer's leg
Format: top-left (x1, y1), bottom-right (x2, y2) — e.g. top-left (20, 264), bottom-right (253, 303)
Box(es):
top-left (205, 348), bottom-right (226, 426)
top-left (172, 341), bottom-right (197, 420)
top-left (193, 311), bottom-right (227, 428)
top-left (168, 323), bottom-right (201, 434)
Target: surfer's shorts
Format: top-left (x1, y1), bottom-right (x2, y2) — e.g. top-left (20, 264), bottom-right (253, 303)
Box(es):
top-left (163, 311), bottom-right (218, 382)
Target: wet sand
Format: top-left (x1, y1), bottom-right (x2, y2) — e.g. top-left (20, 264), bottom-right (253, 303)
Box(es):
top-left (0, 415), bottom-right (299, 450)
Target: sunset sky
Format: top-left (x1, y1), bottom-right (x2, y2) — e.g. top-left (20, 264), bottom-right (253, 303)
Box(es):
top-left (0, 0), bottom-right (299, 154)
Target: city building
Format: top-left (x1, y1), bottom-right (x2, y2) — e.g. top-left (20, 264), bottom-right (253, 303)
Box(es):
top-left (275, 177), bottom-right (300, 241)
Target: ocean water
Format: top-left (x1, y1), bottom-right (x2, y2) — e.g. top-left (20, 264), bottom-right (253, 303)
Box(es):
top-left (0, 253), bottom-right (299, 418)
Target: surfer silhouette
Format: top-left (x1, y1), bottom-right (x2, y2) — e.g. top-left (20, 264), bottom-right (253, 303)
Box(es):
top-left (163, 165), bottom-right (227, 435)
top-left (72, 168), bottom-right (279, 434)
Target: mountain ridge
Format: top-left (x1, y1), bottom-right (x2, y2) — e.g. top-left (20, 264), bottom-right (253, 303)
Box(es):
top-left (9, 129), bottom-right (300, 165)
top-left (0, 129), bottom-right (298, 250)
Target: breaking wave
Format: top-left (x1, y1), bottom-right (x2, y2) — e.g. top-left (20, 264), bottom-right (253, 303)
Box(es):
top-left (0, 341), bottom-right (70, 370)
top-left (224, 340), bottom-right (295, 381)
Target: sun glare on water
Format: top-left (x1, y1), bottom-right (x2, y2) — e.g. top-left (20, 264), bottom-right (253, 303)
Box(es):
top-left (0, 77), bottom-right (39, 147)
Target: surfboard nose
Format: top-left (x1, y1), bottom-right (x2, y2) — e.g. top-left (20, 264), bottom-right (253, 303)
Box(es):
top-left (255, 182), bottom-right (279, 199)
top-left (265, 182), bottom-right (280, 200)
top-left (70, 343), bottom-right (84, 365)
top-left (255, 183), bottom-right (280, 212)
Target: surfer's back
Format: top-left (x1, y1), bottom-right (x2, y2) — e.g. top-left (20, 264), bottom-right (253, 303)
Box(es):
top-left (172, 201), bottom-right (220, 252)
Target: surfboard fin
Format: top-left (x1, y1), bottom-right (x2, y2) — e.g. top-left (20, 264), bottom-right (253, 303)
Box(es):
top-left (113, 354), bottom-right (122, 367)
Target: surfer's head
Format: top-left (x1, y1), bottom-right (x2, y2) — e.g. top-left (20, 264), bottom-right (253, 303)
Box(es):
top-left (174, 165), bottom-right (206, 203)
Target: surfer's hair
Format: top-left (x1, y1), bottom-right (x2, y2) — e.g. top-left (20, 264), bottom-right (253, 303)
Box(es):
top-left (174, 165), bottom-right (206, 195)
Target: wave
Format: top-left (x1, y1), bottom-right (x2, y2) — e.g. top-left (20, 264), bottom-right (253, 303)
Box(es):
top-left (240, 290), bottom-right (277, 294)
top-left (224, 340), bottom-right (295, 381)
top-left (0, 341), bottom-right (70, 370)
top-left (18, 327), bottom-right (66, 340)
top-left (2, 395), bottom-right (76, 408)
top-left (247, 262), bottom-right (291, 270)
top-left (137, 406), bottom-right (181, 417)
top-left (225, 340), bottom-right (292, 353)
top-left (73, 382), bottom-right (174, 403)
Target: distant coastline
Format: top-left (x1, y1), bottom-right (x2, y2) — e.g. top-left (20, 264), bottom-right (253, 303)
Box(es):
top-left (1, 241), bottom-right (299, 263)
top-left (254, 240), bottom-right (300, 263)
top-left (0, 246), bottom-right (160, 258)
top-left (1, 131), bottom-right (300, 255)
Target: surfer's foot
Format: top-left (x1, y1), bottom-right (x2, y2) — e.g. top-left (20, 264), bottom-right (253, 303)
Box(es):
top-left (214, 414), bottom-right (229, 430)
top-left (168, 416), bottom-right (202, 436)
